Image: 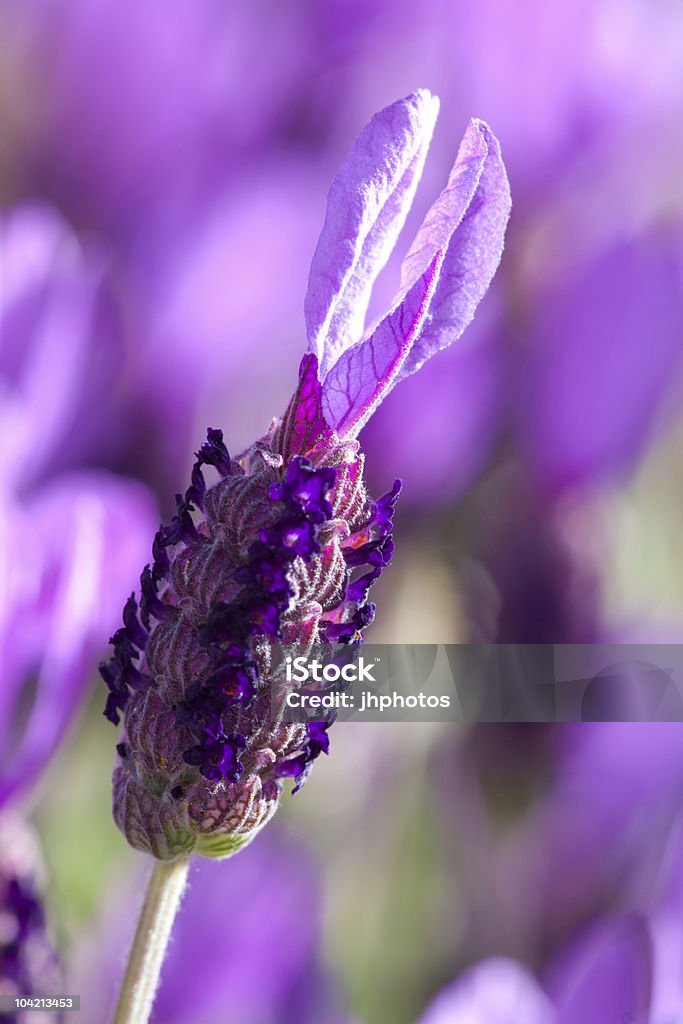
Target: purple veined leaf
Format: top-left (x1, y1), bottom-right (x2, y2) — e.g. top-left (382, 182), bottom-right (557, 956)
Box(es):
top-left (321, 249), bottom-right (443, 434)
top-left (0, 472), bottom-right (157, 808)
top-left (545, 916), bottom-right (653, 1024)
top-left (396, 119), bottom-right (510, 380)
top-left (305, 89), bottom-right (439, 378)
top-left (416, 958), bottom-right (555, 1024)
top-left (321, 118), bottom-right (510, 436)
top-left (360, 285), bottom-right (504, 506)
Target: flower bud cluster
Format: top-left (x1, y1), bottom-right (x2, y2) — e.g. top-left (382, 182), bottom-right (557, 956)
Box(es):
top-left (102, 356), bottom-right (400, 859)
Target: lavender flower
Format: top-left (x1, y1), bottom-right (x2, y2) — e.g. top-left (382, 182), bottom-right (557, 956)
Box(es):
top-left (103, 90), bottom-right (510, 860)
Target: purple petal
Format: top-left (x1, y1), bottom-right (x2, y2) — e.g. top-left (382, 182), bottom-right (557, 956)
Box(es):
top-left (546, 917), bottom-right (652, 1024)
top-left (321, 250), bottom-right (443, 434)
top-left (322, 119), bottom-right (510, 435)
top-left (275, 354), bottom-right (334, 461)
top-left (397, 119), bottom-right (511, 380)
top-left (416, 959), bottom-right (554, 1024)
top-left (361, 296), bottom-right (504, 505)
top-left (305, 90), bottom-right (439, 377)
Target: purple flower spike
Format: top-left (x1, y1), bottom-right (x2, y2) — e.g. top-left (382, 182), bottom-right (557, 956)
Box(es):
top-left (306, 96), bottom-right (511, 436)
top-left (104, 95), bottom-right (508, 861)
top-left (104, 438), bottom-right (374, 859)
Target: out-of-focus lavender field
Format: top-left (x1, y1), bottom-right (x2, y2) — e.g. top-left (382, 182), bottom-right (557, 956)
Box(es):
top-left (2, 1), bottom-right (683, 1022)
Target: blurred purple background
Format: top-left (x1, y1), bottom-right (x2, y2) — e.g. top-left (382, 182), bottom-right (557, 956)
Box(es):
top-left (1, 0), bottom-right (683, 1021)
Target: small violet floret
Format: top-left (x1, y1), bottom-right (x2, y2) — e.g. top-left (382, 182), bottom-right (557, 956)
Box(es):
top-left (101, 90), bottom-right (511, 860)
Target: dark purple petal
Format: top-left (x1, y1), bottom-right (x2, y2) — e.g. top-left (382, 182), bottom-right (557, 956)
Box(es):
top-left (306, 720), bottom-right (330, 757)
top-left (122, 594), bottom-right (148, 650)
top-left (185, 462), bottom-right (207, 510)
top-left (246, 595), bottom-right (287, 639)
top-left (103, 688), bottom-right (129, 727)
top-left (269, 458), bottom-right (336, 523)
top-left (205, 664), bottom-right (257, 706)
top-left (346, 566), bottom-right (382, 604)
top-left (195, 428), bottom-right (232, 477)
top-left (151, 528), bottom-right (171, 580)
top-left (322, 603), bottom-right (376, 644)
top-left (140, 565), bottom-right (176, 626)
top-left (374, 479), bottom-right (402, 533)
top-left (161, 494), bottom-right (199, 547)
top-left (344, 534), bottom-right (394, 569)
top-left (274, 720), bottom-right (331, 793)
top-left (236, 546), bottom-right (291, 592)
top-left (261, 517), bottom-right (321, 559)
top-left (183, 733), bottom-right (247, 784)
top-left (273, 752), bottom-right (309, 780)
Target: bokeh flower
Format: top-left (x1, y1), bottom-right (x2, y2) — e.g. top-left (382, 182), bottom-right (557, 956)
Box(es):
top-left (0, 202), bottom-right (157, 805)
top-left (0, 202), bottom-right (157, 1007)
top-left (414, 818), bottom-right (683, 1024)
top-left (413, 920), bottom-right (650, 1024)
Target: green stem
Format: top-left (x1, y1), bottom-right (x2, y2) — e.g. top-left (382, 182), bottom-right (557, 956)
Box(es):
top-left (112, 856), bottom-right (190, 1024)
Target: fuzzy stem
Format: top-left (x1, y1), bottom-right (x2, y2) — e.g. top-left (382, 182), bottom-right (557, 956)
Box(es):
top-left (112, 856), bottom-right (190, 1024)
